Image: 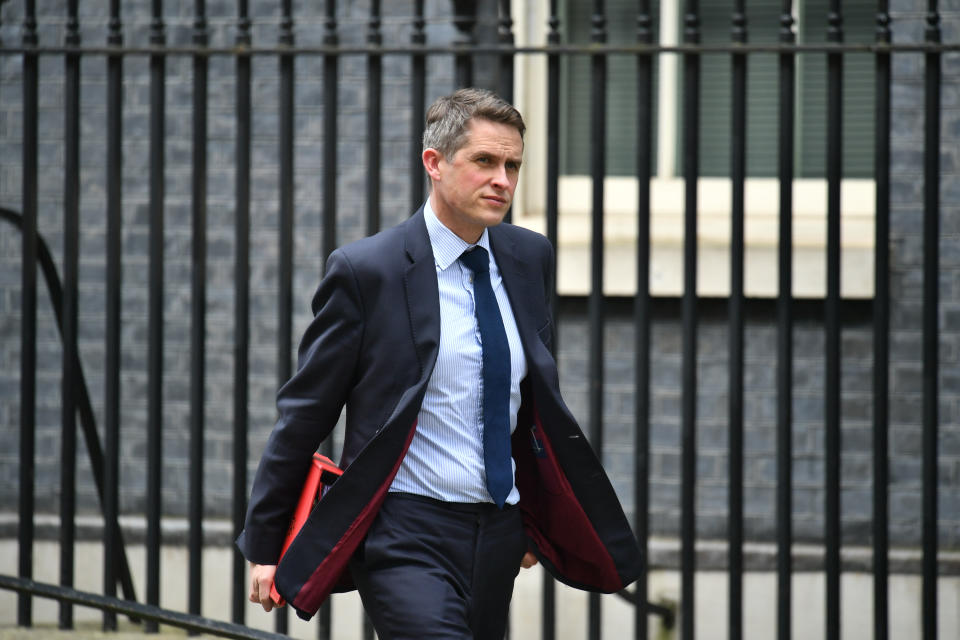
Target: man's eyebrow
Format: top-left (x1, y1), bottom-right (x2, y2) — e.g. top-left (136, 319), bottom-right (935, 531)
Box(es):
top-left (470, 150), bottom-right (523, 164)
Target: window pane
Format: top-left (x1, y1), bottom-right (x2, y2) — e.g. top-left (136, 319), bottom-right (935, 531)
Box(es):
top-left (697, 0), bottom-right (782, 177)
top-left (561, 0), bottom-right (661, 176)
top-left (693, 0), bottom-right (875, 178)
top-left (798, 0), bottom-right (876, 178)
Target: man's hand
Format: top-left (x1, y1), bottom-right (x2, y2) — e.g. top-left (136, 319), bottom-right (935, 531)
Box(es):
top-left (249, 562), bottom-right (279, 611)
top-left (520, 551), bottom-right (538, 569)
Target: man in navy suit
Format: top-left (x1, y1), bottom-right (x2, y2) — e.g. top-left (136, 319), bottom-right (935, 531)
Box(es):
top-left (239, 88), bottom-right (641, 639)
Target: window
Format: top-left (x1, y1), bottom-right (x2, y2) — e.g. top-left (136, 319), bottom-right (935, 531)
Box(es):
top-left (511, 0), bottom-right (876, 299)
top-left (697, 0), bottom-right (876, 178)
top-left (561, 0), bottom-right (660, 177)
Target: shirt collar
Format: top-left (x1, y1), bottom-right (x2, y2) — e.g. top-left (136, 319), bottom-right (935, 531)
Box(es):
top-left (423, 198), bottom-right (492, 271)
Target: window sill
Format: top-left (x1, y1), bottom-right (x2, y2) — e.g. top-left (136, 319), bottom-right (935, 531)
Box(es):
top-left (514, 176), bottom-right (876, 299)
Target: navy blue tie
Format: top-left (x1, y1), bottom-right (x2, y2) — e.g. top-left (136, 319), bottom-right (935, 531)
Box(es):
top-left (460, 247), bottom-right (512, 508)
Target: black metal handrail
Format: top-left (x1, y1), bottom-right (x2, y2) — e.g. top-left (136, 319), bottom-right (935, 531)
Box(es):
top-left (0, 206), bottom-right (139, 621)
top-left (0, 575), bottom-right (285, 640)
top-left (615, 588), bottom-right (676, 630)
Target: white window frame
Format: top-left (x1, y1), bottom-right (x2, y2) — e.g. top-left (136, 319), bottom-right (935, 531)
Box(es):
top-left (510, 0), bottom-right (875, 299)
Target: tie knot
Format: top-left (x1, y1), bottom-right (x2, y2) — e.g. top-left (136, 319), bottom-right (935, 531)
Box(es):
top-left (460, 246), bottom-right (489, 274)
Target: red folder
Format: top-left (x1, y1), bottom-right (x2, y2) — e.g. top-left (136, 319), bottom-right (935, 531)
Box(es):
top-left (270, 452), bottom-right (343, 606)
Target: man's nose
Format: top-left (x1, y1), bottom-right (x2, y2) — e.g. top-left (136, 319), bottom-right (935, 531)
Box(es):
top-left (490, 164), bottom-right (509, 189)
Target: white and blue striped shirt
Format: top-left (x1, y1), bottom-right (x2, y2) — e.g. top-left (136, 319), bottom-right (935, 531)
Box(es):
top-left (389, 200), bottom-right (527, 505)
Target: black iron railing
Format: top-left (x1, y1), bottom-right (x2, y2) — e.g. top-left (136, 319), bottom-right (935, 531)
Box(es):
top-left (0, 1), bottom-right (956, 640)
top-left (0, 207), bottom-right (139, 623)
top-left (0, 575), bottom-right (285, 640)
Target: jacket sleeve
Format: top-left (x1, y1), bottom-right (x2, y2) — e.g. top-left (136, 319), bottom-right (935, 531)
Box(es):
top-left (236, 249), bottom-right (365, 565)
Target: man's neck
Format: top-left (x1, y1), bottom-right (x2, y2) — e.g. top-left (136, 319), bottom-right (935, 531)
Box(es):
top-left (428, 193), bottom-right (483, 244)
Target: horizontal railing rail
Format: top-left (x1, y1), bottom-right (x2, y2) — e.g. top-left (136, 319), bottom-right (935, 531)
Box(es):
top-left (0, 575), bottom-right (285, 640)
top-left (0, 42), bottom-right (957, 56)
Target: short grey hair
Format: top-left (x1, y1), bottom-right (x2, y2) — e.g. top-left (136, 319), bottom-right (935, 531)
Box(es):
top-left (422, 88), bottom-right (525, 158)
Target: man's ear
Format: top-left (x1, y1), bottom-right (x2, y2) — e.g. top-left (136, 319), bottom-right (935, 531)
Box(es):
top-left (422, 148), bottom-right (443, 182)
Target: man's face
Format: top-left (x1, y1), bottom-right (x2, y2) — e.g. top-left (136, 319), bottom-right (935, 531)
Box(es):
top-left (423, 118), bottom-right (523, 244)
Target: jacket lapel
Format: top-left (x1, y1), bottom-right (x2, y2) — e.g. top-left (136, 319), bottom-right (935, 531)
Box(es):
top-left (489, 225), bottom-right (542, 352)
top-left (403, 209), bottom-right (441, 376)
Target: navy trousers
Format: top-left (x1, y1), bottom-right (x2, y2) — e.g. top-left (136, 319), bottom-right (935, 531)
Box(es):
top-left (349, 492), bottom-right (527, 640)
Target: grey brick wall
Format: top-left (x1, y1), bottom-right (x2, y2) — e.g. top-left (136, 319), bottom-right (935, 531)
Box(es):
top-left (0, 0), bottom-right (958, 552)
top-left (555, 298), bottom-right (960, 549)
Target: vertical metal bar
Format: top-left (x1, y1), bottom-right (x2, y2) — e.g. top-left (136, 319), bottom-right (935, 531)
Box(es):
top-left (872, 3), bottom-right (891, 639)
top-left (146, 1), bottom-right (167, 630)
top-left (232, 0), bottom-right (252, 625)
top-left (545, 12), bottom-right (560, 356)
top-left (498, 0), bottom-right (515, 225)
top-left (362, 611), bottom-right (375, 639)
top-left (542, 5), bottom-right (560, 638)
top-left (497, 0), bottom-right (514, 103)
top-left (452, 0), bottom-right (476, 88)
top-left (680, 1), bottom-right (700, 638)
top-left (59, 0), bottom-right (81, 628)
top-left (824, 3), bottom-right (844, 639)
top-left (18, 0), bottom-right (38, 627)
top-left (103, 0), bottom-right (124, 630)
top-left (366, 0), bottom-right (382, 238)
top-left (588, 3), bottom-right (606, 639)
top-left (364, 6), bottom-right (380, 639)
top-left (189, 0), bottom-right (209, 622)
top-left (776, 4), bottom-right (795, 639)
top-left (276, 0), bottom-right (295, 633)
top-left (634, 1), bottom-right (654, 638)
top-left (317, 46), bottom-right (338, 640)
top-left (728, 2), bottom-right (747, 639)
top-left (410, 0), bottom-right (427, 213)
top-left (315, 33), bottom-right (339, 640)
top-left (922, 4), bottom-right (940, 639)
top-left (323, 0), bottom-right (338, 270)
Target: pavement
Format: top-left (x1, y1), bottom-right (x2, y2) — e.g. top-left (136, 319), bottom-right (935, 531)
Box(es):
top-left (0, 626), bottom-right (220, 639)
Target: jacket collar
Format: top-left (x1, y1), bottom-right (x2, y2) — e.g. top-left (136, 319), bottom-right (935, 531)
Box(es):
top-left (402, 209), bottom-right (541, 373)
top-left (488, 223), bottom-right (529, 285)
top-left (489, 223), bottom-right (543, 349)
top-left (402, 207), bottom-right (441, 376)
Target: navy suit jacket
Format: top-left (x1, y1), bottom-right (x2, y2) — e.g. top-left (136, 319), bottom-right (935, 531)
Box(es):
top-left (237, 208), bottom-right (643, 620)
